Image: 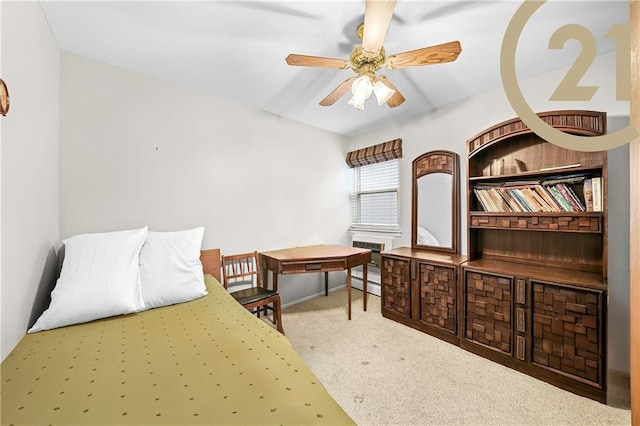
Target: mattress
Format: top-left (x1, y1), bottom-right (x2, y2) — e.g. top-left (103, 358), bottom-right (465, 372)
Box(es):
top-left (1, 275), bottom-right (354, 425)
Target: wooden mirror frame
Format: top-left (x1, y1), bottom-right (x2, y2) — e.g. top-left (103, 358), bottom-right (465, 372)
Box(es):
top-left (411, 150), bottom-right (459, 254)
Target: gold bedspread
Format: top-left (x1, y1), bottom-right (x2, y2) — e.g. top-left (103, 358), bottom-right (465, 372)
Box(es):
top-left (1, 275), bottom-right (354, 425)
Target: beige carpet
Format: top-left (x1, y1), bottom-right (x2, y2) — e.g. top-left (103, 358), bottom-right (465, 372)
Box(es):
top-left (279, 288), bottom-right (631, 426)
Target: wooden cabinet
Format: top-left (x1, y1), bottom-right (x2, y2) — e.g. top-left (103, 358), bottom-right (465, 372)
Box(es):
top-left (381, 248), bottom-right (466, 345)
top-left (462, 110), bottom-right (608, 402)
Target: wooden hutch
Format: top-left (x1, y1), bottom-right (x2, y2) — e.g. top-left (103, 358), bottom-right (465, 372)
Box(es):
top-left (382, 110), bottom-right (609, 403)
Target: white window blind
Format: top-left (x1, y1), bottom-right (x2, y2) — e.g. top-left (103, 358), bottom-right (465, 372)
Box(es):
top-left (350, 159), bottom-right (399, 230)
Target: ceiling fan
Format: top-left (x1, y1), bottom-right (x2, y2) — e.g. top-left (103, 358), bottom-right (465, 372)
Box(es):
top-left (285, 0), bottom-right (462, 110)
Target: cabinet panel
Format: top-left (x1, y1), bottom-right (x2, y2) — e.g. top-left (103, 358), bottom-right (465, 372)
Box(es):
top-left (531, 281), bottom-right (603, 385)
top-left (381, 257), bottom-right (411, 318)
top-left (465, 270), bottom-right (513, 354)
top-left (418, 264), bottom-right (456, 333)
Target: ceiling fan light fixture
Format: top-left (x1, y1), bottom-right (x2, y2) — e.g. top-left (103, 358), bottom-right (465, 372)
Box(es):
top-left (372, 80), bottom-right (395, 106)
top-left (351, 75), bottom-right (373, 98)
top-left (348, 75), bottom-right (373, 110)
top-left (347, 95), bottom-right (366, 110)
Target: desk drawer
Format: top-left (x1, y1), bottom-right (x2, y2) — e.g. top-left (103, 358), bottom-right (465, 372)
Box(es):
top-left (281, 259), bottom-right (346, 274)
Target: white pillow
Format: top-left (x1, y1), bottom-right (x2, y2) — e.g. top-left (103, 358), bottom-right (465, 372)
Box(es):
top-left (28, 227), bottom-right (148, 333)
top-left (139, 227), bottom-right (207, 309)
top-left (417, 226), bottom-right (440, 246)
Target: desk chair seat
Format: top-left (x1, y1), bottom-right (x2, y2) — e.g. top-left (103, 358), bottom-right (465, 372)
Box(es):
top-left (221, 251), bottom-right (284, 334)
top-left (231, 287), bottom-right (279, 306)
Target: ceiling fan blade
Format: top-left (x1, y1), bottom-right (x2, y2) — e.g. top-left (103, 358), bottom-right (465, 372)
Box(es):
top-left (285, 54), bottom-right (350, 69)
top-left (377, 76), bottom-right (405, 108)
top-left (362, 0), bottom-right (397, 53)
top-left (319, 77), bottom-right (356, 106)
top-left (386, 41), bottom-right (462, 69)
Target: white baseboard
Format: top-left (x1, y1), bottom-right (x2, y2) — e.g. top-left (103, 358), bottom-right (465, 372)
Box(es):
top-left (352, 277), bottom-right (381, 296)
top-left (281, 284), bottom-right (347, 309)
top-left (281, 279), bottom-right (381, 309)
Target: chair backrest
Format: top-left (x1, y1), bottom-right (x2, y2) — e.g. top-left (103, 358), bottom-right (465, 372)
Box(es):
top-left (221, 251), bottom-right (261, 291)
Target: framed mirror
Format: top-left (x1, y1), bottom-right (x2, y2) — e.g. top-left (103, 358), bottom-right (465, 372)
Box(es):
top-left (411, 150), bottom-right (459, 253)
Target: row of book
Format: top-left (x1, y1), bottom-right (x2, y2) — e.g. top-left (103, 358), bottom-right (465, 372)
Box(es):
top-left (473, 174), bottom-right (602, 213)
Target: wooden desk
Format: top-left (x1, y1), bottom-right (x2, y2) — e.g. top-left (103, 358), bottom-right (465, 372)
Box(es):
top-left (259, 245), bottom-right (372, 320)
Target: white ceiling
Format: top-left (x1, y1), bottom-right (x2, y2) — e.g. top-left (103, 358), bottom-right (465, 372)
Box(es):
top-left (39, 0), bottom-right (629, 137)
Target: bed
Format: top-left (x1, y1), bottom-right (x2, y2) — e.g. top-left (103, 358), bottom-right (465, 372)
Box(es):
top-left (1, 247), bottom-right (354, 425)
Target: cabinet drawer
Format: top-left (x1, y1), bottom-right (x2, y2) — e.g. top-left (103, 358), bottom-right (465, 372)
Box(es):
top-left (281, 259), bottom-right (346, 273)
top-left (516, 279), bottom-right (527, 305)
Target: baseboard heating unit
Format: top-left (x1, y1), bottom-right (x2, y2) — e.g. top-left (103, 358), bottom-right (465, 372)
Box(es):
top-left (350, 236), bottom-right (393, 296)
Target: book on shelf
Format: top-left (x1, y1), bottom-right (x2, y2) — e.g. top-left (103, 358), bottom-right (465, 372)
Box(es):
top-left (533, 186), bottom-right (562, 212)
top-left (474, 188), bottom-right (517, 212)
top-left (501, 189), bottom-right (522, 212)
top-left (472, 173), bottom-right (599, 214)
top-left (555, 183), bottom-right (585, 212)
top-left (517, 188), bottom-right (542, 212)
top-left (592, 177), bottom-right (603, 212)
top-left (540, 172), bottom-right (589, 185)
top-left (583, 178), bottom-right (593, 212)
top-left (507, 189), bottom-right (530, 212)
top-left (491, 188), bottom-right (512, 212)
top-left (503, 179), bottom-right (541, 187)
top-left (525, 187), bottom-right (552, 212)
top-left (473, 189), bottom-right (490, 211)
top-left (539, 163), bottom-right (581, 172)
top-left (566, 183), bottom-right (586, 211)
top-left (546, 185), bottom-right (574, 211)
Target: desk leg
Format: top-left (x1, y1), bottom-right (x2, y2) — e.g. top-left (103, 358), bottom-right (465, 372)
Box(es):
top-left (269, 269), bottom-right (279, 324)
top-left (363, 263), bottom-right (368, 312)
top-left (324, 271), bottom-right (329, 296)
top-left (261, 264), bottom-right (268, 289)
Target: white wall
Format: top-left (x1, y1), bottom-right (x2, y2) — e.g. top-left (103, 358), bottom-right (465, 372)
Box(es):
top-left (349, 51), bottom-right (631, 373)
top-left (59, 52), bottom-right (351, 306)
top-left (0, 0), bottom-right (3, 364)
top-left (1, 2), bottom-right (60, 361)
top-left (607, 119), bottom-right (630, 374)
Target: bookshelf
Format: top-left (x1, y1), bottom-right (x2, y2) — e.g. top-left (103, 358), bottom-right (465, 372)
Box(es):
top-left (463, 110), bottom-right (608, 402)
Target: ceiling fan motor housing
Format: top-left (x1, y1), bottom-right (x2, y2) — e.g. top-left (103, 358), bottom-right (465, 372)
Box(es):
top-left (350, 45), bottom-right (386, 75)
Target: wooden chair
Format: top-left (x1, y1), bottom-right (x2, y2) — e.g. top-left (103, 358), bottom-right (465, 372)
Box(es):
top-left (221, 251), bottom-right (284, 334)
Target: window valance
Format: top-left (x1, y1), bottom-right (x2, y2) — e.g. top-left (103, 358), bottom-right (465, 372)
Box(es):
top-left (345, 138), bottom-right (402, 168)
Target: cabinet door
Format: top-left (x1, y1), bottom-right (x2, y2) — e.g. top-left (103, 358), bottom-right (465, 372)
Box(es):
top-left (464, 270), bottom-right (513, 355)
top-left (418, 263), bottom-right (457, 334)
top-left (381, 256), bottom-right (411, 318)
top-left (531, 281), bottom-right (604, 386)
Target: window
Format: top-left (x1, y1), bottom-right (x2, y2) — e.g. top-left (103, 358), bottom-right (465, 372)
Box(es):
top-left (350, 159), bottom-right (399, 231)
top-left (346, 138), bottom-right (402, 232)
